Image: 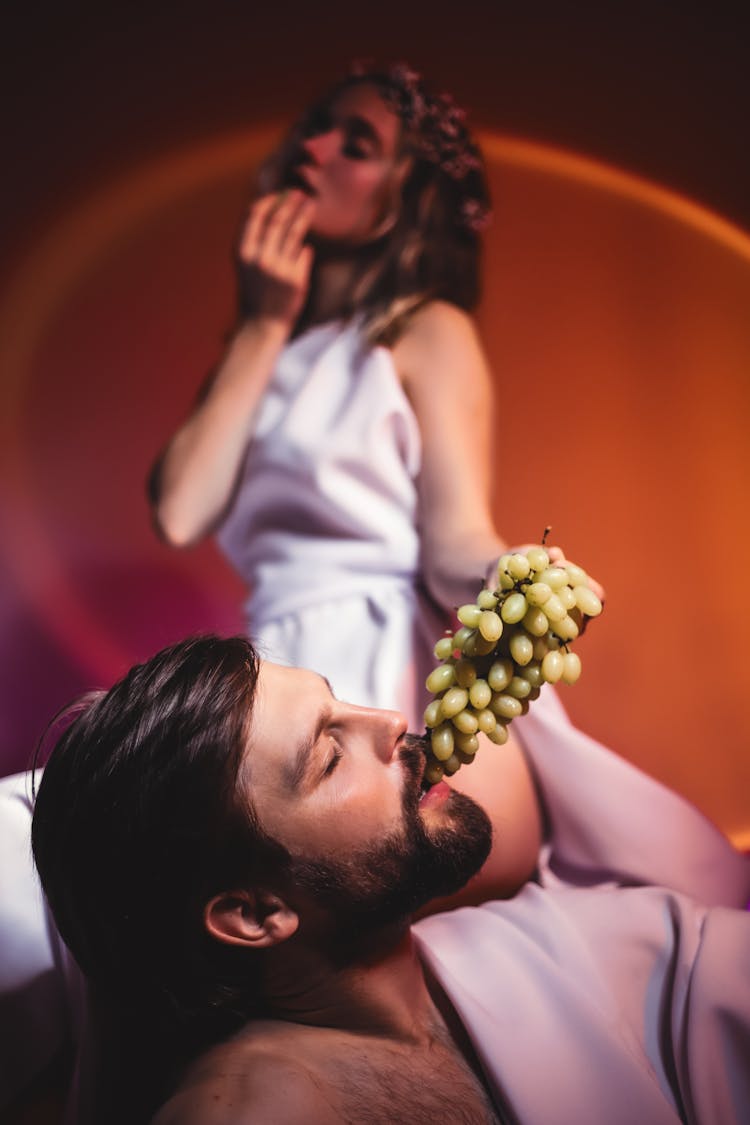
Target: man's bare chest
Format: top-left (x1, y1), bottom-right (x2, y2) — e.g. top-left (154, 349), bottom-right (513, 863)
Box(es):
top-left (313, 1033), bottom-right (501, 1124)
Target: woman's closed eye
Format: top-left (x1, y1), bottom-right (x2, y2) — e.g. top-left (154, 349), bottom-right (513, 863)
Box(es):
top-left (343, 140), bottom-right (373, 160)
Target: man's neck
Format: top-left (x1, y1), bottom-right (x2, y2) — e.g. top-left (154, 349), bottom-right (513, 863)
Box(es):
top-left (260, 928), bottom-right (440, 1044)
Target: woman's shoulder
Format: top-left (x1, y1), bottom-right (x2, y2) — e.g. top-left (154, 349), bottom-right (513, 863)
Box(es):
top-left (396, 299), bottom-right (478, 348)
top-left (392, 300), bottom-right (487, 388)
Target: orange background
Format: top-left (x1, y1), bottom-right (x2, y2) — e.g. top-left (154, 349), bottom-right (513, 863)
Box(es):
top-left (1, 4), bottom-right (749, 845)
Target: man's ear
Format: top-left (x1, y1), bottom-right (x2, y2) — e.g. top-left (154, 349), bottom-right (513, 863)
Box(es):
top-left (204, 888), bottom-right (298, 949)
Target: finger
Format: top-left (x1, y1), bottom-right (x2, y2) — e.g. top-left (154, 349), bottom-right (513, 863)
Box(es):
top-left (263, 190), bottom-right (309, 256)
top-left (294, 243), bottom-right (315, 283)
top-left (284, 197), bottom-right (316, 258)
top-left (239, 193), bottom-right (287, 260)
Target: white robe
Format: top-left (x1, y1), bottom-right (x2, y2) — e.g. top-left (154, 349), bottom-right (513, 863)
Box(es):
top-left (214, 317), bottom-right (448, 731)
top-left (414, 689), bottom-right (750, 1124)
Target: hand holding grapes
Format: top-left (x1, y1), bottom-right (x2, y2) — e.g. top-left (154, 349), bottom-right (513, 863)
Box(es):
top-left (489, 543), bottom-right (605, 607)
top-left (237, 190), bottom-right (316, 329)
top-left (423, 537), bottom-right (604, 787)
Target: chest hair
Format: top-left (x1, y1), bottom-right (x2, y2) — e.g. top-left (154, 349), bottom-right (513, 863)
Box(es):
top-left (314, 1029), bottom-right (502, 1125)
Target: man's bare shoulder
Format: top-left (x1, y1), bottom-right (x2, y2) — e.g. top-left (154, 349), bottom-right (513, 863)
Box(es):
top-left (152, 1026), bottom-right (334, 1125)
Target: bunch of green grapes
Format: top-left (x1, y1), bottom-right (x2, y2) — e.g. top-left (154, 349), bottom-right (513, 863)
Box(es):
top-left (422, 539), bottom-right (602, 786)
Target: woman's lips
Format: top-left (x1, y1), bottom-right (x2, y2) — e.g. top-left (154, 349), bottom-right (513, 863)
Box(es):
top-left (286, 166), bottom-right (317, 195)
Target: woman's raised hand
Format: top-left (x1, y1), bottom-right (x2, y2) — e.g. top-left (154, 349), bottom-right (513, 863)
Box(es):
top-left (237, 190), bottom-right (316, 329)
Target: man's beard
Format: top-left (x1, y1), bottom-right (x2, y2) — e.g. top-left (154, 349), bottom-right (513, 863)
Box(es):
top-left (287, 734), bottom-right (493, 961)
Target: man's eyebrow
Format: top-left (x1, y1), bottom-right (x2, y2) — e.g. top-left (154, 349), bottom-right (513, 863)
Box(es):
top-left (283, 675), bottom-right (336, 792)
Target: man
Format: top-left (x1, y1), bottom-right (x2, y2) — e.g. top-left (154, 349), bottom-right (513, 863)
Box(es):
top-left (29, 635), bottom-right (750, 1123)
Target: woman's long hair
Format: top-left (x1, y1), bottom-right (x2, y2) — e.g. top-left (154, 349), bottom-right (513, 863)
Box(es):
top-left (257, 66), bottom-right (492, 346)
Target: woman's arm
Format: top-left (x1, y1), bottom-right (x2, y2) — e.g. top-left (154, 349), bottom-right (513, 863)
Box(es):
top-left (414, 728), bottom-right (543, 917)
top-left (392, 300), bottom-right (509, 608)
top-left (150, 192), bottom-right (314, 547)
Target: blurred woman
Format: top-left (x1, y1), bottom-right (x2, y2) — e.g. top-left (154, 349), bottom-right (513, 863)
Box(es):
top-left (150, 63), bottom-right (506, 729)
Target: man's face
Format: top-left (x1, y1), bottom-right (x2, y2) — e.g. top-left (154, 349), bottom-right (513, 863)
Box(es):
top-left (242, 662), bottom-right (492, 944)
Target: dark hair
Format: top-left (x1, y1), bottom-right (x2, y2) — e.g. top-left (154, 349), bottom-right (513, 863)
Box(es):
top-left (31, 635), bottom-right (289, 1029)
top-left (259, 66), bottom-right (492, 345)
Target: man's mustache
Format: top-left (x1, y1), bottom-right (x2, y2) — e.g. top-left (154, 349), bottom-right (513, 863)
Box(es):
top-left (399, 732), bottom-right (428, 791)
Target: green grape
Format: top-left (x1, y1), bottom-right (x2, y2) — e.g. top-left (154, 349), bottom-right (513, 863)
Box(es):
top-left (424, 699), bottom-right (443, 728)
top-left (542, 593), bottom-right (566, 622)
top-left (477, 588), bottom-right (499, 609)
top-left (522, 660), bottom-right (543, 688)
top-left (455, 731), bottom-right (479, 754)
top-left (523, 606), bottom-right (549, 637)
top-left (473, 633), bottom-right (498, 655)
top-left (507, 552), bottom-right (531, 580)
top-left (569, 607), bottom-right (584, 630)
top-left (532, 636), bottom-right (550, 662)
top-left (433, 636), bottom-right (455, 660)
top-left (565, 563), bottom-right (588, 586)
top-left (528, 686), bottom-right (541, 700)
top-left (507, 675), bottom-right (532, 700)
top-left (490, 693), bottom-right (523, 720)
top-left (457, 748), bottom-right (478, 765)
top-left (440, 687), bottom-right (469, 719)
top-left (525, 581), bottom-right (552, 607)
top-left (488, 658), bottom-right (513, 691)
top-left (525, 546), bottom-right (549, 572)
top-left (537, 566), bottom-right (567, 590)
top-left (557, 585), bottom-right (577, 610)
top-left (496, 553), bottom-right (512, 577)
top-left (452, 708), bottom-right (478, 734)
top-left (475, 708), bottom-right (497, 733)
top-left (541, 650), bottom-right (564, 683)
top-left (468, 678), bottom-right (492, 709)
top-left (455, 658), bottom-right (478, 688)
top-left (496, 570), bottom-right (515, 591)
top-left (509, 632), bottom-right (533, 665)
top-left (452, 626), bottom-right (475, 651)
top-left (562, 651), bottom-right (582, 684)
top-left (487, 723), bottom-right (509, 745)
top-left (431, 724), bottom-right (455, 761)
top-left (479, 610), bottom-right (503, 642)
top-left (426, 664), bottom-right (456, 694)
top-left (457, 603), bottom-right (483, 628)
top-left (443, 753), bottom-right (462, 775)
top-left (501, 592), bottom-right (527, 624)
top-left (574, 585), bottom-right (603, 617)
top-left (551, 614), bottom-right (579, 642)
top-left (424, 760), bottom-right (445, 785)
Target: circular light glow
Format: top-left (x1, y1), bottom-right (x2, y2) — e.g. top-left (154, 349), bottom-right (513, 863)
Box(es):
top-left (1, 126), bottom-right (748, 844)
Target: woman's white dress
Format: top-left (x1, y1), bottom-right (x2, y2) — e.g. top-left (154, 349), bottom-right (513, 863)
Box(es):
top-left (214, 317), bottom-right (449, 730)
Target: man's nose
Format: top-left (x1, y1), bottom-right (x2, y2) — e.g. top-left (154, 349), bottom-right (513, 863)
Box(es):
top-left (301, 129), bottom-right (340, 165)
top-left (369, 707), bottom-right (409, 763)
